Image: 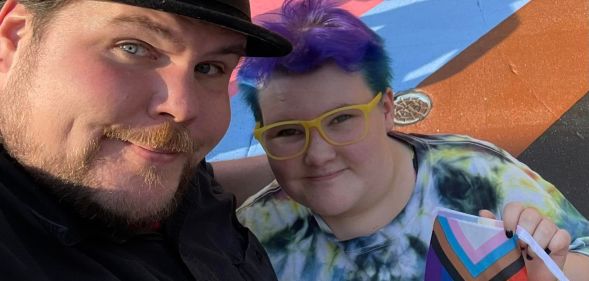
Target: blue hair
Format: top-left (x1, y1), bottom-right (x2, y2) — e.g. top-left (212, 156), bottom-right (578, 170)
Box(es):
top-left (238, 0), bottom-right (392, 123)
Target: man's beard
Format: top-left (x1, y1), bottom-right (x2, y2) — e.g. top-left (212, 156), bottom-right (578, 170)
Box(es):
top-left (0, 42), bottom-right (201, 229)
top-left (28, 160), bottom-right (197, 230)
top-left (31, 123), bottom-right (201, 229)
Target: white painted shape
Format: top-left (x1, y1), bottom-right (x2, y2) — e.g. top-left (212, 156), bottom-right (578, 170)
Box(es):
top-left (456, 219), bottom-right (503, 249)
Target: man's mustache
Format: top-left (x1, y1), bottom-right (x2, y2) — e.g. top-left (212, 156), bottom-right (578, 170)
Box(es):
top-left (104, 122), bottom-right (198, 154)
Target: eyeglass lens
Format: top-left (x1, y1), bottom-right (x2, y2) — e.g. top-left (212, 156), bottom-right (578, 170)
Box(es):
top-left (261, 108), bottom-right (367, 158)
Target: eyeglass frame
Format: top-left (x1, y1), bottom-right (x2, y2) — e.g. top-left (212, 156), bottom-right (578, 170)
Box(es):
top-left (254, 92), bottom-right (383, 160)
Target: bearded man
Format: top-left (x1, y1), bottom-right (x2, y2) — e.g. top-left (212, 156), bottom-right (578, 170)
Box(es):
top-left (0, 0), bottom-right (290, 280)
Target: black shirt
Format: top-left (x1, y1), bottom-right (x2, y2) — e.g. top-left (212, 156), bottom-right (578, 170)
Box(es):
top-left (0, 146), bottom-right (277, 281)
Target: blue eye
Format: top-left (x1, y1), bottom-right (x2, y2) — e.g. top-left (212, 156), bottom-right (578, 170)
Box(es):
top-left (118, 42), bottom-right (152, 57)
top-left (195, 63), bottom-right (224, 76)
top-left (120, 44), bottom-right (138, 53)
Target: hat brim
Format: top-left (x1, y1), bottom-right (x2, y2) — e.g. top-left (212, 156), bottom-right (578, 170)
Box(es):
top-left (110, 0), bottom-right (292, 57)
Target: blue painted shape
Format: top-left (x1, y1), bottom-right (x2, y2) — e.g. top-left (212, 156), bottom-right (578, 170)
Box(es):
top-left (207, 94), bottom-right (265, 161)
top-left (361, 0), bottom-right (529, 91)
top-left (207, 0), bottom-right (530, 160)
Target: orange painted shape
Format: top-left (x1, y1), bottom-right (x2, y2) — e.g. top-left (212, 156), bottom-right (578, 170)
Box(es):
top-left (398, 0), bottom-right (589, 156)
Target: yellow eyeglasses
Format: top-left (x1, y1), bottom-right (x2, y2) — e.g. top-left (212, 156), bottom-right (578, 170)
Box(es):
top-left (254, 93), bottom-right (382, 160)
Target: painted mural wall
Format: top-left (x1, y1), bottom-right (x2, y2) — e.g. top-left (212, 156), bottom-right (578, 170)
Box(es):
top-left (208, 0), bottom-right (589, 214)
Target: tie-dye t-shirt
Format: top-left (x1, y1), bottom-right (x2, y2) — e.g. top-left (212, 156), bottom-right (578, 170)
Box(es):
top-left (237, 133), bottom-right (589, 281)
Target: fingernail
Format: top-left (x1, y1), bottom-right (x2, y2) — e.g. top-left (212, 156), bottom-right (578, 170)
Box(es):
top-left (505, 230), bottom-right (513, 238)
top-left (545, 248), bottom-right (551, 255)
top-left (526, 254), bottom-right (533, 261)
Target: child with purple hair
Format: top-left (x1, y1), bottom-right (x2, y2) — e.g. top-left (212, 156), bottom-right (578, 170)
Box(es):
top-left (236, 0), bottom-right (589, 280)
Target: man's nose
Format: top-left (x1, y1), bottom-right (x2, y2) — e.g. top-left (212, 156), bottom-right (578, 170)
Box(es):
top-left (303, 128), bottom-right (336, 166)
top-left (149, 66), bottom-right (199, 123)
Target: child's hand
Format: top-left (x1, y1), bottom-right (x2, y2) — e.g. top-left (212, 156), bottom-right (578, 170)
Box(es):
top-left (480, 202), bottom-right (571, 281)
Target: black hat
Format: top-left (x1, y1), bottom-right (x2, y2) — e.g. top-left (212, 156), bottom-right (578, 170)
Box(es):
top-left (110, 0), bottom-right (292, 57)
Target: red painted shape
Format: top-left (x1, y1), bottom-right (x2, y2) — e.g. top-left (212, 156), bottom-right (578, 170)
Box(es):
top-left (507, 267), bottom-right (527, 281)
top-left (249, 1), bottom-right (280, 15)
top-left (250, 0), bottom-right (383, 17)
top-left (340, 0), bottom-right (384, 16)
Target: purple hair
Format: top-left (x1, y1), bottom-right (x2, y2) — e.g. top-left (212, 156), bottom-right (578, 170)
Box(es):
top-left (238, 0), bottom-right (392, 123)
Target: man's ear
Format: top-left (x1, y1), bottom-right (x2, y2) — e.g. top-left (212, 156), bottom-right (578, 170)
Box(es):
top-left (0, 0), bottom-right (31, 73)
top-left (382, 88), bottom-right (395, 132)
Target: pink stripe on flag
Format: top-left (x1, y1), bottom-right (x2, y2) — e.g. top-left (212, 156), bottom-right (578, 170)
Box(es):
top-left (447, 218), bottom-right (508, 264)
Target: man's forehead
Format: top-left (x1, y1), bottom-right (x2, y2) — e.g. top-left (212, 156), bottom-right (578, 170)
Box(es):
top-left (41, 0), bottom-right (286, 57)
top-left (77, 2), bottom-right (245, 55)
top-left (109, 14), bottom-right (183, 43)
top-left (97, 0), bottom-right (291, 57)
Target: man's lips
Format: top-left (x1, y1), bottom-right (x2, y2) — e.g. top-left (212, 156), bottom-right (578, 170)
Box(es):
top-left (305, 168), bottom-right (347, 181)
top-left (132, 142), bottom-right (177, 154)
top-left (126, 141), bottom-right (182, 164)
